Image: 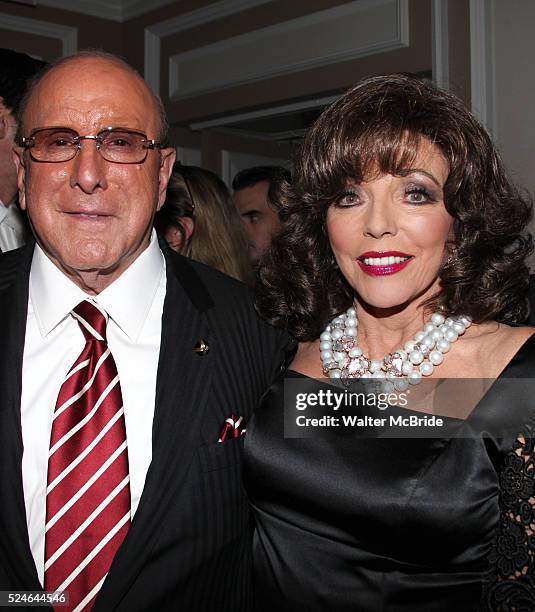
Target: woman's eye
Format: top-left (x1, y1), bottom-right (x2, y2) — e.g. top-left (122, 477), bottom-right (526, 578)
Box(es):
top-left (336, 190), bottom-right (360, 207)
top-left (405, 186), bottom-right (433, 204)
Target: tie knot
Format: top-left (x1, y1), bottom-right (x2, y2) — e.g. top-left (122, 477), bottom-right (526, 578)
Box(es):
top-left (72, 300), bottom-right (108, 342)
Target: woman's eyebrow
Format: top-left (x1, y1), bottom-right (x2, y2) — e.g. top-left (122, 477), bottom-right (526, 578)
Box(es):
top-left (402, 168), bottom-right (442, 187)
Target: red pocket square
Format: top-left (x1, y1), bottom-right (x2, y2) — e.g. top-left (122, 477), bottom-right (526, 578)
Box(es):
top-left (218, 413), bottom-right (246, 443)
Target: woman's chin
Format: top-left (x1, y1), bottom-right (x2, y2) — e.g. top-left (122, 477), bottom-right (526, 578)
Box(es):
top-left (353, 277), bottom-right (442, 315)
top-left (354, 292), bottom-right (424, 317)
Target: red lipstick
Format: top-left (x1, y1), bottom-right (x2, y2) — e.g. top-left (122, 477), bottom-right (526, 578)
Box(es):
top-left (357, 251), bottom-right (413, 276)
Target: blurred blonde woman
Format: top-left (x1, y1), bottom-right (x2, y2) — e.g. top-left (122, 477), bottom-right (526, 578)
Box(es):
top-left (155, 163), bottom-right (255, 285)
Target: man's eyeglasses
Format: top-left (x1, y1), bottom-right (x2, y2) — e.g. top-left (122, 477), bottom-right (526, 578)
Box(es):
top-left (20, 127), bottom-right (164, 164)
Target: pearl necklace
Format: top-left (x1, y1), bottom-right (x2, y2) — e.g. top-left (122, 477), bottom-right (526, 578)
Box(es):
top-left (320, 306), bottom-right (471, 388)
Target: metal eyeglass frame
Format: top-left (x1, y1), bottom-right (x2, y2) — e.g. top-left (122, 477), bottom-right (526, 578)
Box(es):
top-left (20, 126), bottom-right (164, 164)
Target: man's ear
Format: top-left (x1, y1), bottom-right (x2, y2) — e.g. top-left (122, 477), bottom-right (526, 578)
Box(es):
top-left (13, 147), bottom-right (27, 210)
top-left (157, 147), bottom-right (176, 211)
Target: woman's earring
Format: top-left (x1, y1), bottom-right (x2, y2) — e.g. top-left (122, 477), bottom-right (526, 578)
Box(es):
top-left (443, 248), bottom-right (457, 267)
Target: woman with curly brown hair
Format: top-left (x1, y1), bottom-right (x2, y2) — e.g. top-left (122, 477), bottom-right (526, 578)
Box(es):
top-left (244, 74), bottom-right (535, 611)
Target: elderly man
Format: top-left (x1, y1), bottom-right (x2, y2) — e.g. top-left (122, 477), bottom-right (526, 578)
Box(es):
top-left (0, 51), bottom-right (287, 611)
top-left (0, 48), bottom-right (45, 251)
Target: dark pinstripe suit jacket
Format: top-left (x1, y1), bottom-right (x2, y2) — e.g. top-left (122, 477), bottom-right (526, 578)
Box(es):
top-left (0, 239), bottom-right (289, 611)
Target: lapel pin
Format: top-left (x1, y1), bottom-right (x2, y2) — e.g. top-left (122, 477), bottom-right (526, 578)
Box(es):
top-left (194, 339), bottom-right (210, 354)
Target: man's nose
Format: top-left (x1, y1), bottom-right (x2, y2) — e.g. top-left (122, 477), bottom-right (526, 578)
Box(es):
top-left (69, 140), bottom-right (108, 193)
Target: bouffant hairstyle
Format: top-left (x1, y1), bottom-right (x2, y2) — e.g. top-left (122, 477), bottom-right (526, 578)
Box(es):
top-left (256, 73), bottom-right (532, 341)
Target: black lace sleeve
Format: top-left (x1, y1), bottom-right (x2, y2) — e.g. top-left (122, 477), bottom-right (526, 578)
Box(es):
top-left (481, 422), bottom-right (535, 611)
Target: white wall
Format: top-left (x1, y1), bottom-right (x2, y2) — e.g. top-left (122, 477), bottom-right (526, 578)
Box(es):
top-left (489, 0), bottom-right (535, 200)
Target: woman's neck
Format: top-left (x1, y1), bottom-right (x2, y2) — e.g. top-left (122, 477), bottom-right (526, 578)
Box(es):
top-left (355, 302), bottom-right (428, 360)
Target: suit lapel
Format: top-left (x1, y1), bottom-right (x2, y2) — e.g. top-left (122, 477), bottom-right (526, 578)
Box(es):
top-left (0, 244), bottom-right (42, 590)
top-left (96, 247), bottom-right (216, 610)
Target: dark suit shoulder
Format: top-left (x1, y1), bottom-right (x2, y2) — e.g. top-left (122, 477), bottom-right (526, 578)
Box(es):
top-left (164, 248), bottom-right (249, 309)
top-left (185, 256), bottom-right (283, 336)
top-left (168, 251), bottom-right (293, 383)
top-left (185, 256), bottom-right (253, 301)
top-left (0, 243), bottom-right (33, 290)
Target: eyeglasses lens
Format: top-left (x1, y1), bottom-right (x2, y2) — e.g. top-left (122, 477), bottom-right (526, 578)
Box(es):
top-left (33, 129), bottom-right (78, 162)
top-left (29, 128), bottom-right (150, 163)
top-left (99, 130), bottom-right (146, 163)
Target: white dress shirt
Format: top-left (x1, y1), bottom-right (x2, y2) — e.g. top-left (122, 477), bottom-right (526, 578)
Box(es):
top-left (21, 231), bottom-right (166, 585)
top-left (0, 200), bottom-right (27, 251)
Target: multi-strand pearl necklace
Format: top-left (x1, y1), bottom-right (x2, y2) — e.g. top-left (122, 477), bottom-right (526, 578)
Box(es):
top-left (319, 306), bottom-right (471, 388)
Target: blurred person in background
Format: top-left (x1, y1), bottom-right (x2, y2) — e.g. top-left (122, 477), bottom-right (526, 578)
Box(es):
top-left (232, 165), bottom-right (291, 266)
top-left (0, 48), bottom-right (46, 251)
top-left (156, 163), bottom-right (254, 284)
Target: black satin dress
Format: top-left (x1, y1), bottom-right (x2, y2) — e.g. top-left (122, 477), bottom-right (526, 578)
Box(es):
top-left (244, 335), bottom-right (535, 612)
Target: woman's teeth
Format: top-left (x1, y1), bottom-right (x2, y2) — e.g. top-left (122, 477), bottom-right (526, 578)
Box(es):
top-left (362, 256), bottom-right (410, 266)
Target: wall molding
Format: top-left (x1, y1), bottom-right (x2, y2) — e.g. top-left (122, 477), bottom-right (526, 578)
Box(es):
top-left (469, 0), bottom-right (495, 133)
top-left (37, 0), bottom-right (175, 22)
top-left (0, 12), bottom-right (77, 56)
top-left (169, 0), bottom-right (409, 101)
top-left (144, 0), bottom-right (272, 94)
top-left (189, 94), bottom-right (339, 131)
top-left (432, 0), bottom-right (449, 90)
top-left (38, 0), bottom-right (122, 21)
top-left (121, 0), bottom-right (176, 21)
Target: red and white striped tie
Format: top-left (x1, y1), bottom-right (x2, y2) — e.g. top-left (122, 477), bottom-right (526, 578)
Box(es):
top-left (44, 300), bottom-right (130, 612)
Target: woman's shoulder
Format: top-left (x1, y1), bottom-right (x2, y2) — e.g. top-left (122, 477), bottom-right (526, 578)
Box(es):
top-left (475, 322), bottom-right (535, 350)
top-left (458, 322), bottom-right (535, 377)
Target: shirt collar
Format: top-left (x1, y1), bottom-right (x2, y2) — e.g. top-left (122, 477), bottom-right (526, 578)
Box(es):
top-left (2, 204), bottom-right (27, 234)
top-left (0, 201), bottom-right (8, 224)
top-left (30, 229), bottom-right (165, 341)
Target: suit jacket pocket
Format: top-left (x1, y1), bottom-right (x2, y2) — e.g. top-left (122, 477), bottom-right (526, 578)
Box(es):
top-left (198, 437), bottom-right (244, 473)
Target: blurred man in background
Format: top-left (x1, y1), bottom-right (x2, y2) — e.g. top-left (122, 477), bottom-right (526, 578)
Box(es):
top-left (0, 48), bottom-right (45, 251)
top-left (232, 165), bottom-right (290, 266)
